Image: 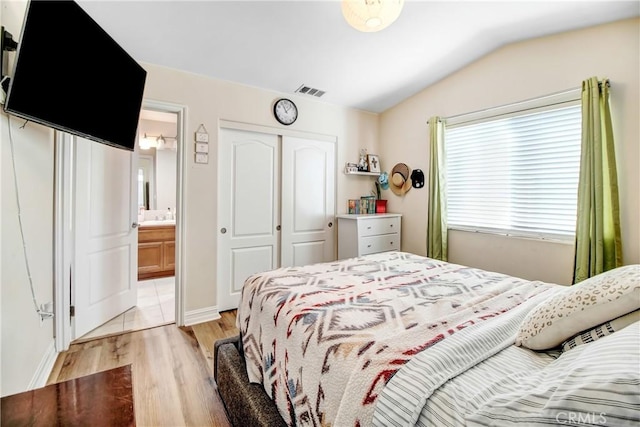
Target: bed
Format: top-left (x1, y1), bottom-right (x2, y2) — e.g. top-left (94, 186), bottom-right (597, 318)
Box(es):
top-left (214, 251), bottom-right (640, 426)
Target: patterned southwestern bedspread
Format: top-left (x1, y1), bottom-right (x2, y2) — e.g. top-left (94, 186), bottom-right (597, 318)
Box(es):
top-left (237, 251), bottom-right (557, 426)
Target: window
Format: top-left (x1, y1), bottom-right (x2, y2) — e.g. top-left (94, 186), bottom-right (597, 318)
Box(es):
top-left (445, 95), bottom-right (581, 240)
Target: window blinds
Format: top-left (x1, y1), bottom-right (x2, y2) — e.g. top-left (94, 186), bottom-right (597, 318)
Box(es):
top-left (445, 103), bottom-right (581, 240)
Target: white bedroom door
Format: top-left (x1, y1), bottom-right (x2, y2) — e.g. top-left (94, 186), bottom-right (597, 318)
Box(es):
top-left (73, 136), bottom-right (138, 339)
top-left (281, 136), bottom-right (335, 267)
top-left (217, 128), bottom-right (280, 312)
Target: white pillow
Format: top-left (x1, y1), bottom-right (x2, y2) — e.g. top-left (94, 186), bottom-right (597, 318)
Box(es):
top-left (516, 265), bottom-right (640, 350)
top-left (561, 309), bottom-right (639, 352)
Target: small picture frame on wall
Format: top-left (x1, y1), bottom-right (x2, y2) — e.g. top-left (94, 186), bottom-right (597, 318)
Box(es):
top-left (367, 154), bottom-right (381, 173)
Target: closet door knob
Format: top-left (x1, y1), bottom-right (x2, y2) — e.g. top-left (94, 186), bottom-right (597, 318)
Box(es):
top-left (276, 225), bottom-right (281, 231)
top-left (328, 222), bottom-right (333, 227)
top-left (220, 228), bottom-right (227, 234)
top-left (131, 222), bottom-right (139, 229)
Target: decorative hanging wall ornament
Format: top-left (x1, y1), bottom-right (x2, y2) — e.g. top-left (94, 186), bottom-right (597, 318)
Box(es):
top-left (342, 0), bottom-right (404, 33)
top-left (194, 124), bottom-right (209, 164)
top-left (195, 124), bottom-right (209, 143)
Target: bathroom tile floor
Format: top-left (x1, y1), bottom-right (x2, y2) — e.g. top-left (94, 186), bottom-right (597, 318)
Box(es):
top-left (76, 276), bottom-right (175, 342)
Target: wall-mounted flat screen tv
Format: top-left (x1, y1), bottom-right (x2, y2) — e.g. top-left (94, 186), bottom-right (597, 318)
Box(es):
top-left (3, 0), bottom-right (147, 151)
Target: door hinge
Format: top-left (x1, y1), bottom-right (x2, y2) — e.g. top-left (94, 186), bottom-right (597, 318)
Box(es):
top-left (70, 305), bottom-right (75, 317)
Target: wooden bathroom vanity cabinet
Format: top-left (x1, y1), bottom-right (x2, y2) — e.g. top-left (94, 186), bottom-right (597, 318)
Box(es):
top-left (137, 223), bottom-right (175, 280)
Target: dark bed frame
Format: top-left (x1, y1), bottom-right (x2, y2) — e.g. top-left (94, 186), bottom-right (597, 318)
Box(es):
top-left (214, 335), bottom-right (286, 427)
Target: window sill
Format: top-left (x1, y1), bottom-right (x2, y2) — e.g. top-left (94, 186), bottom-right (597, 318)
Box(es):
top-left (447, 226), bottom-right (575, 245)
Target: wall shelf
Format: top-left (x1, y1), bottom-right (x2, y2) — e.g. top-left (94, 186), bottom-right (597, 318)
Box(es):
top-left (344, 170), bottom-right (380, 176)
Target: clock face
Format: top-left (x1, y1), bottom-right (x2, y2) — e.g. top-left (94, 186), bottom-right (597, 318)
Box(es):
top-left (274, 98), bottom-right (298, 125)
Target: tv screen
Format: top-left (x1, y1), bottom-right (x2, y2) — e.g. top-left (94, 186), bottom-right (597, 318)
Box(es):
top-left (3, 0), bottom-right (147, 151)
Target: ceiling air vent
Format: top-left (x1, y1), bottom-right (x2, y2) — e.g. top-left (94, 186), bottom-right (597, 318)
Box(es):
top-left (296, 84), bottom-right (326, 98)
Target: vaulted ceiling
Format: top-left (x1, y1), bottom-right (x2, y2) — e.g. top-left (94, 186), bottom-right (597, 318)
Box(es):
top-left (78, 1), bottom-right (639, 113)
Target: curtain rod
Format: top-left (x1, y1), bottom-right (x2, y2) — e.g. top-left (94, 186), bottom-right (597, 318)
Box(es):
top-left (427, 80), bottom-right (610, 125)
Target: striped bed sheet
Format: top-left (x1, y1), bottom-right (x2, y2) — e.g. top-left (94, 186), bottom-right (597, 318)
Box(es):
top-left (374, 305), bottom-right (640, 426)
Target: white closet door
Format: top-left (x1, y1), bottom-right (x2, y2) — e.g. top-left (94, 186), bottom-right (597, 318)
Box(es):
top-left (217, 129), bottom-right (280, 311)
top-left (281, 136), bottom-right (335, 267)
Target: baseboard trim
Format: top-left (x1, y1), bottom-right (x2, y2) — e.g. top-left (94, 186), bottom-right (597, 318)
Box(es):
top-left (184, 306), bottom-right (221, 326)
top-left (28, 340), bottom-right (57, 390)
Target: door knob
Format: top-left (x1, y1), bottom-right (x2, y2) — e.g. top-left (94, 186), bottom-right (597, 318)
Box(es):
top-left (328, 222), bottom-right (333, 227)
top-left (220, 227), bottom-right (227, 234)
top-left (131, 222), bottom-right (138, 229)
top-left (276, 225), bottom-right (281, 231)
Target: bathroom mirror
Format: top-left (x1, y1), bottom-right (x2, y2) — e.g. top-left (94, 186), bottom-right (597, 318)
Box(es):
top-left (138, 155), bottom-right (155, 210)
top-left (138, 110), bottom-right (178, 213)
top-left (137, 150), bottom-right (177, 211)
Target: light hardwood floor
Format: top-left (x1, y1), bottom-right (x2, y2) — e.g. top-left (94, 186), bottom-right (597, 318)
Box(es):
top-left (48, 310), bottom-right (239, 427)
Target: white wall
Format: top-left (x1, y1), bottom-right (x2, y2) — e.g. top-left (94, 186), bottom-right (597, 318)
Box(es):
top-left (1, 117), bottom-right (56, 397)
top-left (1, 1), bottom-right (56, 397)
top-left (380, 18), bottom-right (640, 285)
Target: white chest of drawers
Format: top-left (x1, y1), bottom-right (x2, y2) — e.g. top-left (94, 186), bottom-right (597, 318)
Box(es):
top-left (336, 213), bottom-right (402, 259)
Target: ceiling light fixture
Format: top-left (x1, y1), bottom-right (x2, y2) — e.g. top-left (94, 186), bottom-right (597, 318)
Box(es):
top-left (342, 0), bottom-right (404, 33)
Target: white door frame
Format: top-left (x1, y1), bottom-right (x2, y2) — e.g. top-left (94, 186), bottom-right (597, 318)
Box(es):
top-left (54, 99), bottom-right (188, 352)
top-left (142, 99), bottom-right (187, 329)
top-left (53, 131), bottom-right (74, 351)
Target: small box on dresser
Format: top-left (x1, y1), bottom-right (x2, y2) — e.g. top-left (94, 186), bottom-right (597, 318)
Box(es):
top-left (337, 213), bottom-right (402, 259)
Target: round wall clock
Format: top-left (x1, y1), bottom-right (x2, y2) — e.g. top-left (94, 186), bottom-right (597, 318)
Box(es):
top-left (273, 98), bottom-right (298, 125)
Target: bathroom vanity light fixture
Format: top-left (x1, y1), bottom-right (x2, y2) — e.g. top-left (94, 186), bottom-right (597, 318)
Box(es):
top-left (342, 0), bottom-right (404, 32)
top-left (139, 133), bottom-right (155, 150)
top-left (139, 133), bottom-right (177, 151)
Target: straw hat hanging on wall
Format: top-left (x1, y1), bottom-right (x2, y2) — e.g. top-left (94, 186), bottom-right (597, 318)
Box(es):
top-left (389, 163), bottom-right (412, 196)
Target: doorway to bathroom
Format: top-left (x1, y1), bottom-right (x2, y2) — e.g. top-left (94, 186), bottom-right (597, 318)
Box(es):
top-left (71, 104), bottom-right (185, 343)
top-left (54, 100), bottom-right (186, 350)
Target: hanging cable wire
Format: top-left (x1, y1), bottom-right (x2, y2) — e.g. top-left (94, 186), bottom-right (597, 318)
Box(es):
top-left (6, 114), bottom-right (54, 321)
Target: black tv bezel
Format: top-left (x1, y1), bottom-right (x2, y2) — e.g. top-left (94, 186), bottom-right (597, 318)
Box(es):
top-left (2, 0), bottom-right (147, 152)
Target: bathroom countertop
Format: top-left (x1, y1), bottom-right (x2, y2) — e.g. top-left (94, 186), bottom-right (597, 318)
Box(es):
top-left (139, 220), bottom-right (176, 227)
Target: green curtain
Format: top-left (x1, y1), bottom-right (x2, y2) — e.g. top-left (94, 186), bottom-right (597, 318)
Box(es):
top-left (427, 117), bottom-right (447, 261)
top-left (573, 77), bottom-right (622, 283)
